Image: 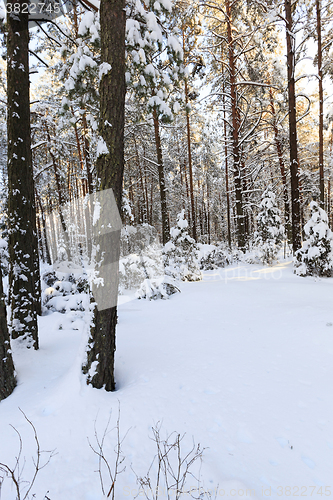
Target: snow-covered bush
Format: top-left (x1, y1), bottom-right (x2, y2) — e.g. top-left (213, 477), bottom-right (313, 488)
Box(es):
top-left (136, 276), bottom-right (180, 300)
top-left (199, 243), bottom-right (234, 270)
top-left (294, 201), bottom-right (333, 277)
top-left (254, 187), bottom-right (284, 264)
top-left (119, 248), bottom-right (164, 292)
top-left (42, 271), bottom-right (90, 314)
top-left (119, 224), bottom-right (179, 299)
top-left (119, 225), bottom-right (164, 292)
top-left (164, 210), bottom-right (201, 281)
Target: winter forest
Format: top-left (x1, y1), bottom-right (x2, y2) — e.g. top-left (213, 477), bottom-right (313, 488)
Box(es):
top-left (0, 0), bottom-right (333, 497)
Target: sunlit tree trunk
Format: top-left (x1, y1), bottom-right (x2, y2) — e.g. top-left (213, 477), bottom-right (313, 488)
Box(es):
top-left (222, 78), bottom-right (232, 249)
top-left (285, 0), bottom-right (301, 252)
top-left (316, 0), bottom-right (324, 207)
top-left (184, 80), bottom-right (197, 241)
top-left (225, 0), bottom-right (245, 251)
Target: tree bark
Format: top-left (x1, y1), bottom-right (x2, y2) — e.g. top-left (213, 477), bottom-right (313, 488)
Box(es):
top-left (82, 114), bottom-right (94, 195)
top-left (222, 77), bottom-right (232, 249)
top-left (328, 177), bottom-right (331, 227)
top-left (37, 195), bottom-right (52, 265)
top-left (316, 0), bottom-right (324, 207)
top-left (45, 125), bottom-right (71, 253)
top-left (0, 265), bottom-right (16, 401)
top-left (7, 0), bottom-right (40, 348)
top-left (153, 106), bottom-right (170, 245)
top-left (269, 86), bottom-right (290, 239)
top-left (181, 22), bottom-right (197, 240)
top-left (285, 0), bottom-right (301, 252)
top-left (225, 0), bottom-right (245, 251)
top-left (82, 0), bottom-right (126, 392)
top-left (184, 81), bottom-right (197, 241)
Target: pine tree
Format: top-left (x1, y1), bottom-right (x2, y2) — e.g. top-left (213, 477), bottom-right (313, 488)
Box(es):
top-left (202, 0), bottom-right (276, 250)
top-left (294, 201), bottom-right (333, 277)
top-left (284, 0), bottom-right (302, 252)
top-left (164, 210), bottom-right (201, 281)
top-left (82, 0), bottom-right (126, 392)
top-left (254, 187), bottom-right (284, 264)
top-left (126, 0), bottom-right (185, 245)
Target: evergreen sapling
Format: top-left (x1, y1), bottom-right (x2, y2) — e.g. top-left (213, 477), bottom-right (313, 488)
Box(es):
top-left (164, 210), bottom-right (201, 281)
top-left (294, 201), bottom-right (333, 277)
top-left (254, 187), bottom-right (284, 264)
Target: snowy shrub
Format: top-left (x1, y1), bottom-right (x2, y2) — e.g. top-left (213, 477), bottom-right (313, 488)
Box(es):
top-left (254, 187), bottom-right (284, 264)
top-left (42, 271), bottom-right (90, 314)
top-left (164, 210), bottom-right (201, 281)
top-left (42, 270), bottom-right (59, 287)
top-left (119, 254), bottom-right (147, 291)
top-left (119, 226), bottom-right (165, 292)
top-left (136, 276), bottom-right (180, 300)
top-left (119, 224), bottom-right (179, 299)
top-left (294, 201), bottom-right (333, 277)
top-left (199, 243), bottom-right (234, 270)
top-left (43, 293), bottom-right (89, 315)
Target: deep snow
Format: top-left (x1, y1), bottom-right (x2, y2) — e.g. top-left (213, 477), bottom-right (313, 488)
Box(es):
top-left (0, 260), bottom-right (333, 499)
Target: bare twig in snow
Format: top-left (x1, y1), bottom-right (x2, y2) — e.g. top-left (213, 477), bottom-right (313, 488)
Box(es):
top-left (88, 404), bottom-right (129, 499)
top-left (0, 409), bottom-right (56, 500)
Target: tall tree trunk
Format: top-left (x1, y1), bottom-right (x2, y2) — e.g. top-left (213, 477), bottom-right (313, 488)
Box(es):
top-left (82, 0), bottom-right (126, 392)
top-left (72, 113), bottom-right (83, 171)
top-left (184, 81), bottom-right (197, 241)
top-left (134, 136), bottom-right (148, 222)
top-left (7, 1), bottom-right (40, 348)
top-left (36, 196), bottom-right (43, 258)
top-left (222, 77), bottom-right (232, 249)
top-left (82, 114), bottom-right (94, 195)
top-left (0, 264), bottom-right (16, 401)
top-left (225, 0), bottom-right (245, 251)
top-left (329, 128), bottom-right (333, 228)
top-left (181, 22), bottom-right (197, 240)
top-left (269, 86), bottom-right (291, 239)
top-left (328, 177), bottom-right (331, 227)
top-left (153, 106), bottom-right (170, 245)
top-left (37, 195), bottom-right (52, 266)
top-left (316, 0), bottom-right (324, 207)
top-left (44, 124), bottom-right (71, 261)
top-left (285, 0), bottom-right (301, 252)
top-left (150, 172), bottom-right (154, 225)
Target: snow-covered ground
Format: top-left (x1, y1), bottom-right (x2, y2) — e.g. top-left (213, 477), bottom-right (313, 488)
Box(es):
top-left (1, 260), bottom-right (333, 499)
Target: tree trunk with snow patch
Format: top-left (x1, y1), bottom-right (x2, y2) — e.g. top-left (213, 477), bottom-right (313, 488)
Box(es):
top-left (7, 1), bottom-right (40, 348)
top-left (82, 0), bottom-right (126, 391)
top-left (0, 264), bottom-right (16, 401)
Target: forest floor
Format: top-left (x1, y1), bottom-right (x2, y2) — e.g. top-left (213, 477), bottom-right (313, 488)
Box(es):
top-left (0, 259), bottom-right (333, 500)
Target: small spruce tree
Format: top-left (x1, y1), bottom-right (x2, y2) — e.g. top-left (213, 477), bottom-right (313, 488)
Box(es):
top-left (294, 201), bottom-right (333, 277)
top-left (254, 187), bottom-right (284, 264)
top-left (164, 210), bottom-right (201, 281)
